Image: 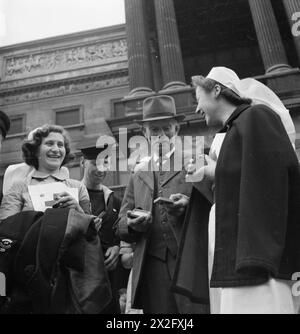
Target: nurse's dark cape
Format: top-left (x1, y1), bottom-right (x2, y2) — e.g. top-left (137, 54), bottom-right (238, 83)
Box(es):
top-left (172, 104), bottom-right (300, 304)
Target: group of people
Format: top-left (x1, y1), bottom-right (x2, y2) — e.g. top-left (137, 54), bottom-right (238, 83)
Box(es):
top-left (0, 66), bottom-right (299, 314)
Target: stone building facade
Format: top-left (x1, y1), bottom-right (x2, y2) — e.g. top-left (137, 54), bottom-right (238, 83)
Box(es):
top-left (0, 0), bottom-right (300, 198)
top-left (0, 24), bottom-right (130, 193)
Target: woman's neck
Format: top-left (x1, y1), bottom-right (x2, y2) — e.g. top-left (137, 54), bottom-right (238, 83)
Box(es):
top-left (38, 166), bottom-right (60, 175)
top-left (220, 103), bottom-right (238, 126)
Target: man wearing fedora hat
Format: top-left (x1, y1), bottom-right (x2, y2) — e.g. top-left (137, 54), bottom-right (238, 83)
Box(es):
top-left (116, 95), bottom-right (208, 314)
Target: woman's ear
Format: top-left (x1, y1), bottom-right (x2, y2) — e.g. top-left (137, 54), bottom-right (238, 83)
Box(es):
top-left (214, 84), bottom-right (222, 98)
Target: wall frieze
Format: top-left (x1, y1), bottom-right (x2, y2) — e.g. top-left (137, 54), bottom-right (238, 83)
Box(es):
top-left (3, 39), bottom-right (128, 80)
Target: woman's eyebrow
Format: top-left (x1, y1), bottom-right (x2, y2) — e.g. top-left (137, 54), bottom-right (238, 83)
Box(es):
top-left (44, 139), bottom-right (64, 145)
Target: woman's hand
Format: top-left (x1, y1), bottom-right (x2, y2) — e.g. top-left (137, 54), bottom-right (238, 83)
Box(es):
top-left (202, 155), bottom-right (216, 182)
top-left (53, 191), bottom-right (84, 213)
top-left (186, 154), bottom-right (216, 183)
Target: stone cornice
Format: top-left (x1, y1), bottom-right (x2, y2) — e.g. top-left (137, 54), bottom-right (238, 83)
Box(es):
top-left (0, 66), bottom-right (128, 93)
top-left (0, 69), bottom-right (129, 105)
top-left (0, 24), bottom-right (126, 52)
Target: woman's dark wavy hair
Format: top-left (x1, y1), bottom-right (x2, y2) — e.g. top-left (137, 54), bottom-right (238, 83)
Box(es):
top-left (192, 75), bottom-right (252, 106)
top-left (22, 124), bottom-right (72, 170)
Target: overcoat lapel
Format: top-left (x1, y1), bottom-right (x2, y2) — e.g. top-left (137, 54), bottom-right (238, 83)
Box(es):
top-left (161, 171), bottom-right (181, 187)
top-left (137, 171), bottom-right (154, 191)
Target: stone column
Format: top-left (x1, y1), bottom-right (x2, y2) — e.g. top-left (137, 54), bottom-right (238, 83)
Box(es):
top-left (248, 0), bottom-right (291, 73)
top-left (283, 0), bottom-right (300, 62)
top-left (124, 0), bottom-right (154, 96)
top-left (154, 0), bottom-right (186, 90)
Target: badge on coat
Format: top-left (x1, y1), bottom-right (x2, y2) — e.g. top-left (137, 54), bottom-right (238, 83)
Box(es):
top-left (0, 238), bottom-right (13, 253)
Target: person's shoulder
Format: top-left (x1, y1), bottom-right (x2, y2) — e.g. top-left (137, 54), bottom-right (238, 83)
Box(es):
top-left (242, 103), bottom-right (280, 122)
top-left (6, 179), bottom-right (28, 194)
top-left (65, 178), bottom-right (86, 189)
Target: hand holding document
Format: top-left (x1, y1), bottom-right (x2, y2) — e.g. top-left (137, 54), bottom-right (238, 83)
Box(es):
top-left (28, 182), bottom-right (79, 212)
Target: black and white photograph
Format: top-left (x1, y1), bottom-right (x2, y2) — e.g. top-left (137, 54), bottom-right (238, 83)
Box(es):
top-left (0, 0), bottom-right (300, 317)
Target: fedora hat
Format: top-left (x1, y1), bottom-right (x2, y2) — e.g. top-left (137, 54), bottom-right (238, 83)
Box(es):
top-left (138, 95), bottom-right (185, 124)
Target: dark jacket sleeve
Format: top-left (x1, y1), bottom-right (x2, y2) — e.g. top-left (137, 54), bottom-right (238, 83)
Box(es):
top-left (100, 193), bottom-right (120, 249)
top-left (235, 105), bottom-right (298, 275)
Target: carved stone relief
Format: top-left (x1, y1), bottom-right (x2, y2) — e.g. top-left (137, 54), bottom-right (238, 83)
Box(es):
top-left (4, 39), bottom-right (128, 79)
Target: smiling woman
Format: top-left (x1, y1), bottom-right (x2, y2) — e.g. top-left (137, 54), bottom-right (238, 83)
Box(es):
top-left (22, 125), bottom-right (71, 172)
top-left (0, 124), bottom-right (91, 221)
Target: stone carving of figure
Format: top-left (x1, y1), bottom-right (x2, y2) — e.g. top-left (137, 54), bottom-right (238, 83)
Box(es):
top-left (112, 40), bottom-right (127, 57)
top-left (14, 59), bottom-right (24, 75)
top-left (25, 55), bottom-right (41, 73)
top-left (77, 47), bottom-right (86, 62)
top-left (86, 46), bottom-right (97, 62)
top-left (6, 59), bottom-right (16, 76)
top-left (66, 50), bottom-right (75, 64)
top-left (97, 43), bottom-right (113, 60)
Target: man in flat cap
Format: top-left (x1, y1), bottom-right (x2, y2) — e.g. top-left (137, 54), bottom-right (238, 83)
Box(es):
top-left (78, 137), bottom-right (121, 314)
top-left (116, 95), bottom-right (207, 314)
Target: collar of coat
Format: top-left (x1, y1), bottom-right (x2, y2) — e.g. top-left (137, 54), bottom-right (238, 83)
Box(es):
top-left (219, 104), bottom-right (251, 133)
top-left (31, 168), bottom-right (69, 181)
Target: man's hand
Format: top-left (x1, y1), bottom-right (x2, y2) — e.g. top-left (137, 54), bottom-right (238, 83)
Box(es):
top-left (126, 211), bottom-right (152, 233)
top-left (104, 245), bottom-right (120, 271)
top-left (93, 216), bottom-right (103, 232)
top-left (164, 193), bottom-right (189, 217)
top-left (53, 191), bottom-right (83, 213)
top-left (121, 252), bottom-right (134, 269)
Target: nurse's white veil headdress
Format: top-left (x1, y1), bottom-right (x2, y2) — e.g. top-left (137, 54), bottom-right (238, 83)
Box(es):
top-left (205, 67), bottom-right (296, 147)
